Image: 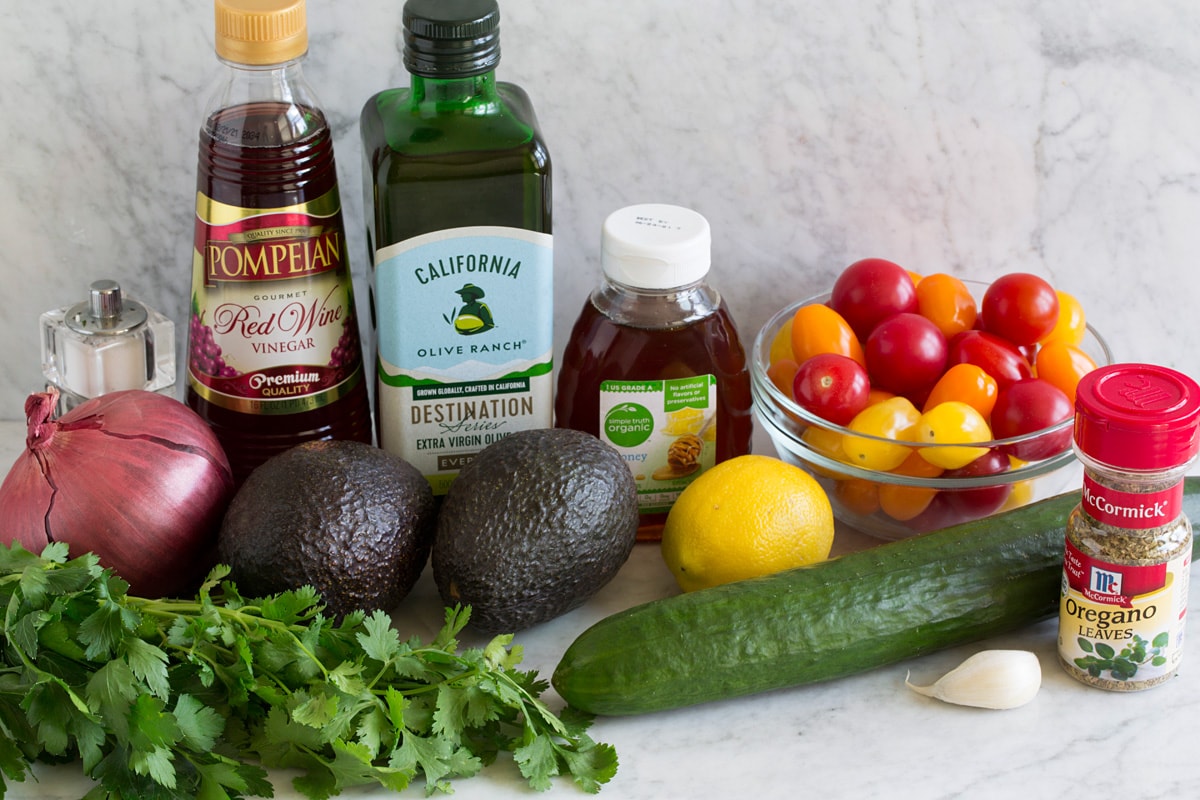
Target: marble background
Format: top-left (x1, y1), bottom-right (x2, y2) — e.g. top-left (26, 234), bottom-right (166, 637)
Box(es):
top-left (2, 0), bottom-right (1199, 420)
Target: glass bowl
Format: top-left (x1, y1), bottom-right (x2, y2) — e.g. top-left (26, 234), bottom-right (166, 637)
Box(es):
top-left (751, 281), bottom-right (1114, 540)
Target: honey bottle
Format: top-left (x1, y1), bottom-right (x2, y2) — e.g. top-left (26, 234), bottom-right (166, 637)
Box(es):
top-left (556, 204), bottom-right (753, 541)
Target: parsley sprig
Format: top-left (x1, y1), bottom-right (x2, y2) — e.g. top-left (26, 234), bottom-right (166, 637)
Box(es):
top-left (0, 542), bottom-right (617, 798)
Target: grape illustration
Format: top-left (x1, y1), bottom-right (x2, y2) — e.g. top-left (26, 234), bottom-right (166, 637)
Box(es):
top-left (189, 312), bottom-right (240, 378)
top-left (329, 314), bottom-right (361, 370)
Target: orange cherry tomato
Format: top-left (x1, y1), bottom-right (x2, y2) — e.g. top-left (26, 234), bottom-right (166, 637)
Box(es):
top-left (878, 451), bottom-right (942, 521)
top-left (922, 362), bottom-right (999, 419)
top-left (1035, 340), bottom-right (1098, 404)
top-left (867, 387), bottom-right (896, 406)
top-left (835, 478), bottom-right (881, 516)
top-left (915, 273), bottom-right (978, 339)
top-left (790, 303), bottom-right (866, 367)
top-left (1038, 290), bottom-right (1087, 347)
top-left (766, 357), bottom-right (800, 396)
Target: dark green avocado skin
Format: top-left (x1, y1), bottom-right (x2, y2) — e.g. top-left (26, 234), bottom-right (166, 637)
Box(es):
top-left (217, 440), bottom-right (436, 619)
top-left (433, 428), bottom-right (640, 635)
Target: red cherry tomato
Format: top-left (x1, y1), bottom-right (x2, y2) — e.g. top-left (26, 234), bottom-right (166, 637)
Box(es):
top-left (946, 330), bottom-right (1033, 390)
top-left (980, 273), bottom-right (1059, 346)
top-left (865, 313), bottom-right (948, 399)
top-left (791, 354), bottom-right (871, 426)
top-left (991, 378), bottom-right (1074, 461)
top-left (941, 448), bottom-right (1013, 519)
top-left (830, 258), bottom-right (918, 340)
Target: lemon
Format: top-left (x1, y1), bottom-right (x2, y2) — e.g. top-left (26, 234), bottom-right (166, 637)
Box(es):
top-left (661, 454), bottom-right (835, 592)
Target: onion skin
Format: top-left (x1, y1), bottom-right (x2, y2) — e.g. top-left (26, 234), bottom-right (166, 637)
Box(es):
top-left (0, 389), bottom-right (235, 597)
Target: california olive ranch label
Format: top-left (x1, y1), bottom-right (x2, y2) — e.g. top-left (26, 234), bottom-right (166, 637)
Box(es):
top-left (374, 226), bottom-right (553, 494)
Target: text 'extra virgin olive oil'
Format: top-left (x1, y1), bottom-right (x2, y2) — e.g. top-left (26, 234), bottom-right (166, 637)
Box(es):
top-left (556, 205), bottom-right (754, 541)
top-left (188, 0), bottom-right (372, 487)
top-left (361, 0), bottom-right (553, 496)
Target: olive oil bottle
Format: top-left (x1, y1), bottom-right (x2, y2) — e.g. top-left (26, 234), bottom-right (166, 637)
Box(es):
top-left (361, 0), bottom-right (552, 495)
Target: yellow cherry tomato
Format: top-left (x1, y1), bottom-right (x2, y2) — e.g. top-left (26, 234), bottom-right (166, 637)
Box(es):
top-left (1038, 290), bottom-right (1087, 347)
top-left (915, 401), bottom-right (993, 469)
top-left (922, 362), bottom-right (999, 418)
top-left (770, 317), bottom-right (795, 363)
top-left (790, 303), bottom-right (866, 367)
top-left (801, 425), bottom-right (852, 478)
top-left (842, 396), bottom-right (920, 471)
top-left (878, 451), bottom-right (943, 521)
top-left (1034, 340), bottom-right (1098, 404)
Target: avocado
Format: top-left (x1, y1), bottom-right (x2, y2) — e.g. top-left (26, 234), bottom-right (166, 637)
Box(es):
top-left (217, 440), bottom-right (436, 619)
top-left (432, 428), bottom-right (639, 634)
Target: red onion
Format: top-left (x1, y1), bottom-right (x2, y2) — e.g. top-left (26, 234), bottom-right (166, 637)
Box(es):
top-left (0, 388), bottom-right (234, 597)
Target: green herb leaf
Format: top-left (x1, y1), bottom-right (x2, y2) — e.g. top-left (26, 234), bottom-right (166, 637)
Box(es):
top-left (0, 543), bottom-right (616, 798)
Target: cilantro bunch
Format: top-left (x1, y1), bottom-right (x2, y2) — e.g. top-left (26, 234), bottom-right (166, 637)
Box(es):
top-left (0, 543), bottom-right (617, 799)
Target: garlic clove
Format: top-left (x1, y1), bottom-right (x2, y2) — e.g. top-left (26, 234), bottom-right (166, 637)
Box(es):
top-left (905, 649), bottom-right (1041, 710)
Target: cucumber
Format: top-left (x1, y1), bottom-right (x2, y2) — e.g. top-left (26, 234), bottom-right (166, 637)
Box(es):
top-left (552, 477), bottom-right (1200, 716)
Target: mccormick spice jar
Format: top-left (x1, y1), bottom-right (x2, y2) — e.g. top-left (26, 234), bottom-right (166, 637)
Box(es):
top-left (1058, 363), bottom-right (1200, 691)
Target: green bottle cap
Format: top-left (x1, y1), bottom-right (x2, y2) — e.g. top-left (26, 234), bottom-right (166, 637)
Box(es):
top-left (403, 0), bottom-right (501, 78)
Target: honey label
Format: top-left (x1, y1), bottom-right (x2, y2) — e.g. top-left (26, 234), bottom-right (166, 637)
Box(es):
top-left (373, 226), bottom-right (553, 494)
top-left (1058, 538), bottom-right (1190, 690)
top-left (188, 187), bottom-right (365, 414)
top-left (599, 375), bottom-right (717, 514)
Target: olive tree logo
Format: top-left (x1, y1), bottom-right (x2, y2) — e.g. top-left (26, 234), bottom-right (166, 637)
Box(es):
top-left (604, 403), bottom-right (654, 447)
top-left (443, 283), bottom-right (495, 335)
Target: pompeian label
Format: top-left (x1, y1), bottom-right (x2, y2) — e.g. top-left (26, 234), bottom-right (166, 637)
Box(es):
top-left (1081, 474), bottom-right (1183, 530)
top-left (188, 188), bottom-right (365, 414)
top-left (598, 375), bottom-right (717, 514)
top-left (374, 226), bottom-right (553, 494)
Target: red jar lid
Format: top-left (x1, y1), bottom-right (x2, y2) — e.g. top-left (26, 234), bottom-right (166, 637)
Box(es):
top-left (1074, 363), bottom-right (1200, 470)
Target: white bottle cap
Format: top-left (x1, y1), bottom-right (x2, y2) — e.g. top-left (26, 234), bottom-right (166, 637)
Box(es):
top-left (601, 204), bottom-right (711, 290)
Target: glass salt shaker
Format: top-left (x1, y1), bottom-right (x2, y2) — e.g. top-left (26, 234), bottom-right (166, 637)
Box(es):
top-left (40, 279), bottom-right (176, 415)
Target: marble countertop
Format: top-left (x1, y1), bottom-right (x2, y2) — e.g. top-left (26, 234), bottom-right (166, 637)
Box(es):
top-left (2, 419), bottom-right (1197, 800)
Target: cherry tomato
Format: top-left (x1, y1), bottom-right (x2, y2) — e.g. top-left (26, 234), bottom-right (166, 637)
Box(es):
top-left (991, 378), bottom-right (1074, 461)
top-left (766, 357), bottom-right (800, 396)
top-left (1038, 290), bottom-right (1087, 347)
top-left (914, 401), bottom-right (993, 469)
top-left (830, 258), bottom-right (918, 340)
top-left (946, 330), bottom-right (1033, 389)
top-left (790, 303), bottom-right (866, 366)
top-left (1034, 340), bottom-right (1097, 404)
top-left (834, 478), bottom-right (881, 516)
top-left (940, 448), bottom-right (1013, 519)
top-left (878, 452), bottom-right (943, 521)
top-left (980, 272), bottom-right (1059, 346)
top-left (791, 354), bottom-right (871, 426)
top-left (801, 425), bottom-right (851, 478)
top-left (922, 363), bottom-right (998, 419)
top-left (915, 273), bottom-right (978, 339)
top-left (769, 317), bottom-right (795, 363)
top-left (842, 396), bottom-right (920, 471)
top-left (865, 313), bottom-right (948, 398)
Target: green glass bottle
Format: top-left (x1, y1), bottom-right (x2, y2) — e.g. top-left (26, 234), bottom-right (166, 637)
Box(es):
top-left (361, 0), bottom-right (552, 496)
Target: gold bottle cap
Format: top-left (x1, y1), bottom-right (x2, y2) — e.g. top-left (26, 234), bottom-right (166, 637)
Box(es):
top-left (214, 0), bottom-right (307, 66)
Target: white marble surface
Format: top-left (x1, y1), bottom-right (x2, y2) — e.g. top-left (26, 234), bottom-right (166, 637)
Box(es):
top-left (4, 1), bottom-right (1200, 797)
top-left (2, 1), bottom-right (1200, 416)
